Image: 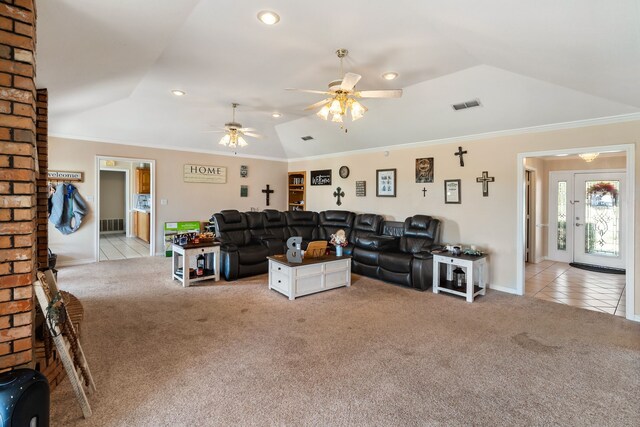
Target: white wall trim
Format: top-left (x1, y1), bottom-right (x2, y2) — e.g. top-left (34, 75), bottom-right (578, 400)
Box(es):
top-left (287, 113), bottom-right (640, 162)
top-left (517, 143), bottom-right (636, 322)
top-left (51, 133), bottom-right (288, 163)
top-left (490, 284), bottom-right (520, 295)
top-left (95, 156), bottom-right (156, 261)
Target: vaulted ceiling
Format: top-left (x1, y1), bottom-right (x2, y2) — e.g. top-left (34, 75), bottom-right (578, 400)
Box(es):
top-left (36, 0), bottom-right (640, 160)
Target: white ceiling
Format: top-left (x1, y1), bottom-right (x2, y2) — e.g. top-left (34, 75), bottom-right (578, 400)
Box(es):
top-left (36, 0), bottom-right (640, 160)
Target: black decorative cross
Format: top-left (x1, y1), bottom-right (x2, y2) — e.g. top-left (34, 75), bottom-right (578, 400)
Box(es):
top-left (476, 171), bottom-right (495, 197)
top-left (333, 187), bottom-right (345, 206)
top-left (455, 146), bottom-right (468, 167)
top-left (422, 187), bottom-right (428, 197)
top-left (261, 185), bottom-right (274, 206)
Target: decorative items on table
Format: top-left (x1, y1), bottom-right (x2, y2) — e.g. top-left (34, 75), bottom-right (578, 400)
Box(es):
top-left (330, 229), bottom-right (348, 256)
top-left (172, 232), bottom-right (214, 246)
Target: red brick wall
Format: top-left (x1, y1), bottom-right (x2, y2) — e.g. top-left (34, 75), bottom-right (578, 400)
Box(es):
top-left (0, 0), bottom-right (37, 372)
top-left (36, 89), bottom-right (46, 268)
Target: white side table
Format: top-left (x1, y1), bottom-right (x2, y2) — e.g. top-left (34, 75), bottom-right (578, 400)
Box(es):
top-left (172, 242), bottom-right (220, 287)
top-left (432, 253), bottom-right (488, 302)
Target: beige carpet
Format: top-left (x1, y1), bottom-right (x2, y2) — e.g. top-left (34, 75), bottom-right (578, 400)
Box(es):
top-left (50, 257), bottom-right (640, 426)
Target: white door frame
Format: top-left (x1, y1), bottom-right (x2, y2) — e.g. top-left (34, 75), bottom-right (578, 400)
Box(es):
top-left (516, 144), bottom-right (635, 322)
top-left (547, 169), bottom-right (625, 265)
top-left (98, 167), bottom-right (130, 235)
top-left (95, 156), bottom-right (156, 261)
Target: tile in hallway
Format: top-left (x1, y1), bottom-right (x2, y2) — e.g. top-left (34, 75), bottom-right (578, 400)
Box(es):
top-left (99, 233), bottom-right (150, 261)
top-left (525, 261), bottom-right (626, 317)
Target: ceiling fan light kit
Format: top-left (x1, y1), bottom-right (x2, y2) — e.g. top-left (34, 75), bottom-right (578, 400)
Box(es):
top-left (290, 48), bottom-right (402, 124)
top-left (217, 103), bottom-right (261, 149)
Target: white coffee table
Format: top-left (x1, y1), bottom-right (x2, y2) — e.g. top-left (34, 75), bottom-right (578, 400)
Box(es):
top-left (268, 255), bottom-right (351, 300)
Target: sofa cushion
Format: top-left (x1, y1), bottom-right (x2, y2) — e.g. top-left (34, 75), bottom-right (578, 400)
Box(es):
top-left (238, 244), bottom-right (269, 265)
top-left (213, 210), bottom-right (250, 246)
top-left (354, 235), bottom-right (398, 251)
top-left (378, 252), bottom-right (413, 274)
top-left (285, 211), bottom-right (318, 240)
top-left (221, 209), bottom-right (243, 224)
top-left (399, 215), bottom-right (440, 253)
top-left (318, 210), bottom-right (355, 241)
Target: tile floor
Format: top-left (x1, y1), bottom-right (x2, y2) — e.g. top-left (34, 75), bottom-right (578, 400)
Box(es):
top-left (99, 233), bottom-right (150, 261)
top-left (525, 260), bottom-right (626, 317)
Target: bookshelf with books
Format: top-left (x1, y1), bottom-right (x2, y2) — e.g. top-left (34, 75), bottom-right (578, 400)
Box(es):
top-left (288, 171), bottom-right (306, 211)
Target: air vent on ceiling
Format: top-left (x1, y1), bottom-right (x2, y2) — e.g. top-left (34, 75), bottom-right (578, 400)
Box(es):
top-left (452, 99), bottom-right (481, 111)
top-left (301, 136), bottom-right (314, 141)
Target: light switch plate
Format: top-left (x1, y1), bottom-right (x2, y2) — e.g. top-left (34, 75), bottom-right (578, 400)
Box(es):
top-left (160, 199), bottom-right (168, 205)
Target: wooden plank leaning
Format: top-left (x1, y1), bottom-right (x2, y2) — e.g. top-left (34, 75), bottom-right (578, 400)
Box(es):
top-left (34, 270), bottom-right (96, 418)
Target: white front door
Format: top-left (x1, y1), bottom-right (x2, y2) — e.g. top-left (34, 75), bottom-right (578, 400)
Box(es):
top-left (573, 173), bottom-right (624, 269)
top-left (548, 171), bottom-right (625, 269)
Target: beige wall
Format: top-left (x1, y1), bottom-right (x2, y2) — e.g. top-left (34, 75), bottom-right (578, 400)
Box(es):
top-left (49, 137), bottom-right (288, 264)
top-left (288, 120), bottom-right (640, 315)
top-left (99, 170), bottom-right (126, 220)
top-left (524, 157), bottom-right (547, 263)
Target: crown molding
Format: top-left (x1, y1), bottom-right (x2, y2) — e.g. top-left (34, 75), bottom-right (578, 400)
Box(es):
top-left (286, 113), bottom-right (640, 163)
top-left (49, 133), bottom-right (289, 163)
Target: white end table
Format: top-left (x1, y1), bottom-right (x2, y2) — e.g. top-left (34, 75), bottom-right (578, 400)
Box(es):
top-left (172, 242), bottom-right (220, 287)
top-left (432, 252), bottom-right (488, 302)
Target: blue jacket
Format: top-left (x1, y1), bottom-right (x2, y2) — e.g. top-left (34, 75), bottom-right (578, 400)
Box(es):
top-left (49, 184), bottom-right (88, 235)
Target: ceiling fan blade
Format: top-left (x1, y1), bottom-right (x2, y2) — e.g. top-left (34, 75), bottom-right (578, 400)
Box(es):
top-left (202, 130), bottom-right (226, 133)
top-left (304, 98), bottom-right (332, 111)
top-left (285, 88), bottom-right (331, 95)
top-left (357, 89), bottom-right (403, 98)
top-left (238, 127), bottom-right (256, 132)
top-left (340, 72), bottom-right (362, 91)
top-left (243, 132), bottom-right (263, 139)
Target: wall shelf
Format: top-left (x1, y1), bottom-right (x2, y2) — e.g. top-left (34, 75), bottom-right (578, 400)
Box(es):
top-left (288, 171), bottom-right (306, 211)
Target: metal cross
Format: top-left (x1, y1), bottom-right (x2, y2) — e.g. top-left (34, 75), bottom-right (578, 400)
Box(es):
top-left (455, 146), bottom-right (468, 167)
top-left (422, 187), bottom-right (428, 197)
top-left (333, 187), bottom-right (345, 206)
top-left (476, 171), bottom-right (495, 197)
top-left (261, 185), bottom-right (274, 206)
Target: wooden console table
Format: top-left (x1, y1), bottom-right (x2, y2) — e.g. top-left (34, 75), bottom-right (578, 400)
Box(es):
top-left (172, 242), bottom-right (220, 287)
top-left (432, 252), bottom-right (488, 302)
top-left (268, 254), bottom-right (351, 300)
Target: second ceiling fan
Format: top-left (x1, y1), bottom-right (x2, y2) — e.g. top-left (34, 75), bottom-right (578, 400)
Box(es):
top-left (287, 49), bottom-right (402, 123)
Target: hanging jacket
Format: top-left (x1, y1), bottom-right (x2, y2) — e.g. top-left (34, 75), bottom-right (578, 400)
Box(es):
top-left (49, 183), bottom-right (88, 235)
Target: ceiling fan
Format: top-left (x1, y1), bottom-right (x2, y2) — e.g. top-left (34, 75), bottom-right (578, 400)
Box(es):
top-left (206, 103), bottom-right (263, 148)
top-left (287, 49), bottom-right (402, 123)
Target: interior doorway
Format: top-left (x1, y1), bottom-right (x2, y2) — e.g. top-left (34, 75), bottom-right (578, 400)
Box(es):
top-left (516, 145), bottom-right (635, 321)
top-left (96, 157), bottom-right (155, 261)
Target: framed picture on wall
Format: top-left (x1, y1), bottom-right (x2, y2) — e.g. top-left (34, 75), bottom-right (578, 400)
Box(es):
top-left (376, 169), bottom-right (396, 197)
top-left (444, 179), bottom-right (461, 204)
top-left (415, 157), bottom-right (434, 183)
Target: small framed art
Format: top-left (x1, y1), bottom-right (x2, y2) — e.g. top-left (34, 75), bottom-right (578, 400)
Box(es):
top-left (444, 179), bottom-right (461, 204)
top-left (376, 169), bottom-right (396, 197)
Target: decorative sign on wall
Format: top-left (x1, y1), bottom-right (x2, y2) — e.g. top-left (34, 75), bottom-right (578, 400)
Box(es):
top-left (310, 169), bottom-right (332, 186)
top-left (355, 181), bottom-right (366, 197)
top-left (48, 170), bottom-right (84, 182)
top-left (240, 185), bottom-right (248, 197)
top-left (183, 164), bottom-right (227, 184)
top-left (415, 158), bottom-right (434, 183)
top-left (444, 179), bottom-right (461, 204)
top-left (376, 169), bottom-right (396, 197)
top-left (240, 165), bottom-right (248, 178)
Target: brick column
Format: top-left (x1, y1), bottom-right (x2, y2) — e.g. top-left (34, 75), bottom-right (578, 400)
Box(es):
top-left (0, 0), bottom-right (37, 371)
top-left (36, 89), bottom-right (47, 268)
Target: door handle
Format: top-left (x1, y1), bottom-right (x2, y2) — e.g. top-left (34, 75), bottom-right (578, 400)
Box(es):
top-left (575, 223), bottom-right (583, 227)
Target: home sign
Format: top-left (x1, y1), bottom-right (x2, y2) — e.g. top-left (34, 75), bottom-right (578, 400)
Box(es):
top-left (184, 164), bottom-right (227, 184)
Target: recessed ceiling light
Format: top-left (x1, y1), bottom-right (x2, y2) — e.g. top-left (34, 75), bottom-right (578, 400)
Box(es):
top-left (171, 90), bottom-right (185, 96)
top-left (257, 10), bottom-right (280, 25)
top-left (272, 112), bottom-right (282, 118)
top-left (382, 72), bottom-right (398, 80)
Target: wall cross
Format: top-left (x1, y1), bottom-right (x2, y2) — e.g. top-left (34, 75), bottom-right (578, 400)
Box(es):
top-left (476, 171), bottom-right (495, 197)
top-left (333, 187), bottom-right (345, 206)
top-left (422, 187), bottom-right (427, 197)
top-left (455, 146), bottom-right (468, 167)
top-left (261, 185), bottom-right (274, 206)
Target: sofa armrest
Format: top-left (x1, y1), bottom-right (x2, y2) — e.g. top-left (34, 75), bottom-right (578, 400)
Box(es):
top-left (259, 236), bottom-right (286, 255)
top-left (354, 235), bottom-right (398, 251)
top-left (220, 243), bottom-right (239, 253)
top-left (413, 251), bottom-right (433, 261)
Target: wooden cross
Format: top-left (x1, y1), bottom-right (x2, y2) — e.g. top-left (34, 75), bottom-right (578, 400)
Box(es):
top-left (333, 187), bottom-right (345, 206)
top-left (422, 187), bottom-right (428, 197)
top-left (476, 171), bottom-right (495, 197)
top-left (455, 146), bottom-right (468, 167)
top-left (261, 185), bottom-right (274, 206)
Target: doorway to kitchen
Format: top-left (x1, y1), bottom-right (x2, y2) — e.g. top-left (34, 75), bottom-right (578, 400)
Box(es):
top-left (96, 156), bottom-right (155, 261)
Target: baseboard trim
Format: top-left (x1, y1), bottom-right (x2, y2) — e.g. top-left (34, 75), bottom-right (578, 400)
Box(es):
top-left (56, 258), bottom-right (96, 268)
top-left (489, 284), bottom-right (520, 295)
